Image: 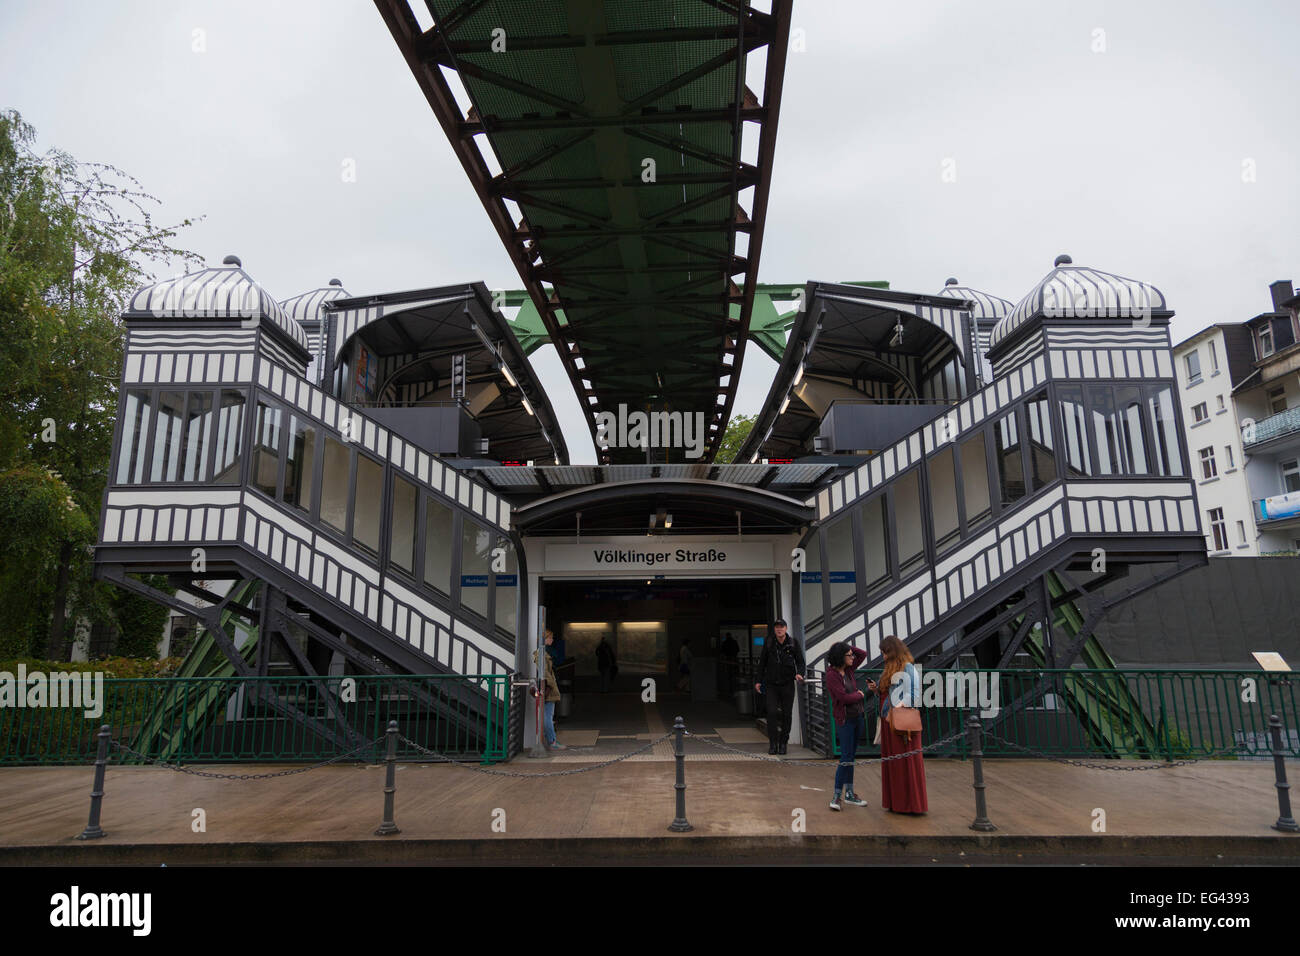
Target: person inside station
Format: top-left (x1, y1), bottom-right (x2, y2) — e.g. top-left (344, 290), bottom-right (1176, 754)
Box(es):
top-left (754, 619), bottom-right (805, 754)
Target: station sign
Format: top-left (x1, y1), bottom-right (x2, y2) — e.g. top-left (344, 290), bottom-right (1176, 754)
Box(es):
top-left (544, 540), bottom-right (775, 574)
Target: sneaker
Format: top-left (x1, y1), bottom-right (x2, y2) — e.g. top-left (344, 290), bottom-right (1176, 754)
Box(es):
top-left (829, 794), bottom-right (842, 811)
top-left (842, 793), bottom-right (868, 807)
top-left (768, 743), bottom-right (778, 755)
top-left (551, 742), bottom-right (568, 750)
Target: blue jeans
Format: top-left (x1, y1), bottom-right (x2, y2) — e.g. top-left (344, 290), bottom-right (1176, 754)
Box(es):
top-left (543, 700), bottom-right (557, 746)
top-left (834, 715), bottom-right (865, 794)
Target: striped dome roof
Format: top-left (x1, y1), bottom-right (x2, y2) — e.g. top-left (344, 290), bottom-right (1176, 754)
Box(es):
top-left (937, 279), bottom-right (1015, 321)
top-left (124, 257), bottom-right (309, 354)
top-left (990, 257), bottom-right (1166, 351)
top-left (280, 281), bottom-right (349, 325)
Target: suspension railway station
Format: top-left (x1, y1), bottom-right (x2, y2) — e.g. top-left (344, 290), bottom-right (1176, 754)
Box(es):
top-left (88, 0), bottom-right (1243, 767)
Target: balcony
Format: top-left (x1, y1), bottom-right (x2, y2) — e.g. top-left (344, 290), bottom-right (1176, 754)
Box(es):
top-left (1256, 490), bottom-right (1300, 525)
top-left (1244, 405), bottom-right (1300, 450)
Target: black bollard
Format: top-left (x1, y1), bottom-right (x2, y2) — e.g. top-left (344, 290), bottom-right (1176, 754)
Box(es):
top-left (76, 725), bottom-right (112, 841)
top-left (1269, 714), bottom-right (1299, 833)
top-left (668, 715), bottom-right (693, 832)
top-left (967, 716), bottom-right (997, 832)
top-left (375, 720), bottom-right (401, 836)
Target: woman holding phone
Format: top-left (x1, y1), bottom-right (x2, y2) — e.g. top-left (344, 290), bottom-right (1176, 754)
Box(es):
top-left (876, 635), bottom-right (927, 813)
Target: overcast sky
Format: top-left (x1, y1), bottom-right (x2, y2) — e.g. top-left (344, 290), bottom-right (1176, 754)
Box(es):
top-left (3, 1), bottom-right (1298, 463)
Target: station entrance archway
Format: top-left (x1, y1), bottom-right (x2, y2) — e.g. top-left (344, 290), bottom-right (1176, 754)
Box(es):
top-left (538, 576), bottom-right (783, 751)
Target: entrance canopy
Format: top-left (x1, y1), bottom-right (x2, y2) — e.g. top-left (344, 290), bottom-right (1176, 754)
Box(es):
top-left (512, 477), bottom-right (813, 536)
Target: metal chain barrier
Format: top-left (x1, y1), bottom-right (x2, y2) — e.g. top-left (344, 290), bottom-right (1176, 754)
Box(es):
top-left (395, 731), bottom-right (676, 778)
top-left (684, 726), bottom-right (967, 764)
top-left (980, 731), bottom-right (1243, 770)
top-left (109, 738), bottom-right (387, 780)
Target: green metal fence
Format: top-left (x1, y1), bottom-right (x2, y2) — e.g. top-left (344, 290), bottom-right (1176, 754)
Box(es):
top-left (0, 674), bottom-right (512, 766)
top-left (825, 669), bottom-right (1300, 760)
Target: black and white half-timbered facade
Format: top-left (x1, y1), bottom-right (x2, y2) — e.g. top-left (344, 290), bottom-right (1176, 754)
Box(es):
top-left (95, 254), bottom-right (1206, 756)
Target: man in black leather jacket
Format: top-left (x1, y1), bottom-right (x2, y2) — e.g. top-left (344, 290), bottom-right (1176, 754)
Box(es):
top-left (754, 619), bottom-right (806, 754)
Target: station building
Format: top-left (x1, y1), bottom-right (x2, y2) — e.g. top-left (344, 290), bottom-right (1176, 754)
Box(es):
top-left (94, 254), bottom-right (1206, 756)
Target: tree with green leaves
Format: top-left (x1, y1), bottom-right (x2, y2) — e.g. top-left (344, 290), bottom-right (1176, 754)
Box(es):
top-left (0, 108), bottom-right (202, 659)
top-left (714, 413), bottom-right (756, 464)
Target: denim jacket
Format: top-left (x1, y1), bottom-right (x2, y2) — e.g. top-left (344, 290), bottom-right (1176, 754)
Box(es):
top-left (879, 662), bottom-right (919, 718)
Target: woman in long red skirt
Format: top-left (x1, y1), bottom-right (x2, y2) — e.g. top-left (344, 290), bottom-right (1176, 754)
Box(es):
top-left (876, 635), bottom-right (927, 814)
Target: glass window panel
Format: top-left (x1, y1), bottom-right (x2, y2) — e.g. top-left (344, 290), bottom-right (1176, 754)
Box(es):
top-left (960, 433), bottom-right (992, 527)
top-left (353, 454), bottom-right (383, 554)
top-left (1146, 385), bottom-right (1183, 477)
top-left (929, 446), bottom-right (960, 550)
top-left (250, 402), bottom-right (282, 496)
top-left (116, 390), bottom-right (153, 485)
top-left (179, 391), bottom-right (213, 482)
top-left (894, 468), bottom-right (925, 577)
top-left (150, 391), bottom-right (187, 482)
top-left (320, 437), bottom-right (350, 533)
top-left (1057, 386), bottom-right (1092, 477)
top-left (389, 476), bottom-right (417, 572)
top-left (493, 536), bottom-right (518, 637)
top-left (284, 415), bottom-right (316, 511)
top-left (825, 516), bottom-right (857, 610)
top-left (1087, 386), bottom-right (1121, 476)
top-left (212, 390), bottom-right (245, 484)
top-left (1026, 393), bottom-right (1058, 491)
top-left (800, 529), bottom-right (823, 628)
top-left (423, 496), bottom-right (455, 595)
top-left (460, 518), bottom-right (493, 618)
top-left (859, 494), bottom-right (888, 590)
top-left (1115, 385), bottom-right (1149, 476)
top-left (995, 412), bottom-right (1026, 504)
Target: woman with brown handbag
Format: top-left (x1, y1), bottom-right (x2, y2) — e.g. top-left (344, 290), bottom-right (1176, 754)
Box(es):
top-left (876, 635), bottom-right (927, 814)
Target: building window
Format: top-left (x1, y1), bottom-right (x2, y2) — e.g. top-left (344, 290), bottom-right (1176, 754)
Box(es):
top-left (1268, 386), bottom-right (1287, 415)
top-left (1209, 340), bottom-right (1219, 373)
top-left (995, 411), bottom-right (1026, 503)
top-left (1283, 459), bottom-right (1300, 494)
top-left (825, 515), bottom-right (858, 611)
top-left (352, 454), bottom-right (384, 555)
top-left (1025, 391), bottom-right (1059, 490)
top-left (859, 494), bottom-right (889, 591)
top-left (959, 433), bottom-right (993, 527)
top-left (1215, 394), bottom-right (1225, 413)
top-left (284, 415), bottom-right (316, 512)
top-left (389, 475), bottom-right (417, 573)
top-left (1184, 350), bottom-right (1202, 382)
top-left (799, 528), bottom-right (824, 629)
top-left (180, 392), bottom-right (214, 482)
top-left (250, 402), bottom-right (282, 497)
top-left (319, 437), bottom-right (350, 534)
top-left (460, 517), bottom-right (494, 619)
top-left (1146, 385), bottom-right (1184, 477)
top-left (1259, 324), bottom-right (1274, 358)
top-left (116, 391), bottom-right (154, 485)
top-left (1224, 445), bottom-right (1235, 470)
top-left (1192, 402), bottom-right (1208, 423)
top-left (893, 467), bottom-right (926, 579)
top-left (1208, 508), bottom-right (1227, 552)
top-left (1236, 520), bottom-right (1247, 546)
top-left (1198, 446), bottom-right (1217, 480)
top-left (1057, 385), bottom-right (1092, 477)
top-left (493, 535), bottom-right (518, 637)
top-left (212, 391), bottom-right (246, 484)
top-left (928, 446), bottom-right (961, 551)
top-left (423, 495), bottom-right (455, 596)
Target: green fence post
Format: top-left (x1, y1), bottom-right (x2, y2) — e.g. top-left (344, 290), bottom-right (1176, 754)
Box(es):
top-left (375, 719), bottom-right (401, 836)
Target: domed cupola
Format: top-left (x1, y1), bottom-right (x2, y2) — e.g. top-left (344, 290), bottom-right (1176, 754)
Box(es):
top-left (123, 254), bottom-right (310, 359)
top-left (989, 254), bottom-right (1167, 356)
top-left (279, 278), bottom-right (350, 327)
top-left (937, 277), bottom-right (1015, 323)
